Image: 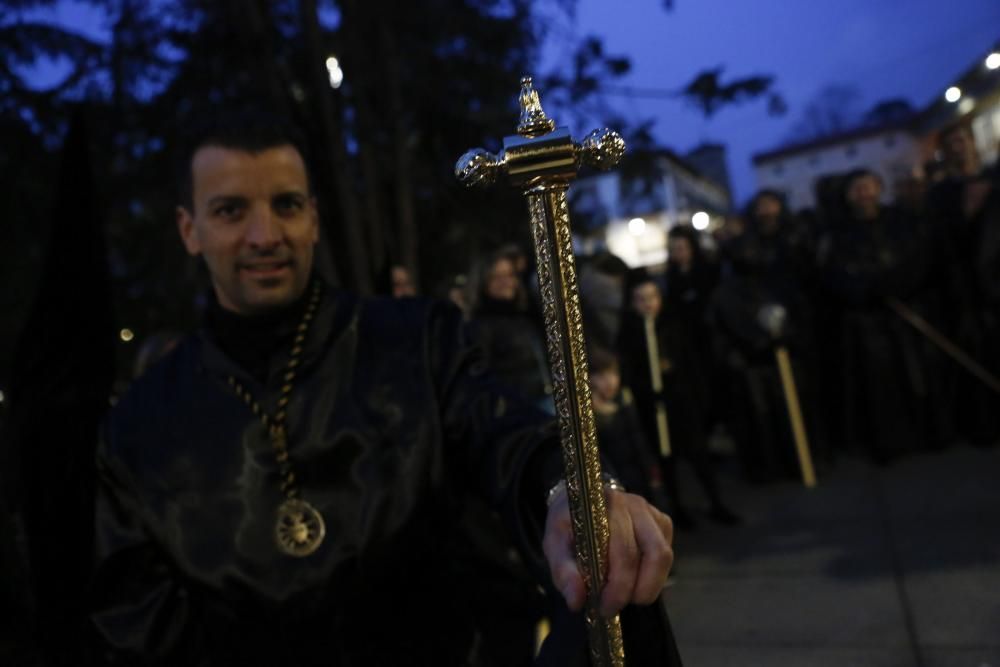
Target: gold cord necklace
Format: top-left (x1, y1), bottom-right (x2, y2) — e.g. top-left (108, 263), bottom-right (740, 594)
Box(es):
top-left (227, 280), bottom-right (325, 557)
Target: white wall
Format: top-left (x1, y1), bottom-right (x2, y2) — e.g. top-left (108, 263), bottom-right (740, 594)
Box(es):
top-left (972, 99), bottom-right (1000, 167)
top-left (753, 131), bottom-right (920, 211)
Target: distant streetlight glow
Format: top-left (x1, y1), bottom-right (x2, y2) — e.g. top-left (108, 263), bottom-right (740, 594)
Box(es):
top-left (945, 86), bottom-right (962, 103)
top-left (326, 56), bottom-right (344, 89)
top-left (628, 217), bottom-right (647, 236)
top-left (958, 97), bottom-right (975, 115)
top-left (691, 211), bottom-right (710, 230)
top-left (120, 328), bottom-right (135, 343)
top-left (987, 53), bottom-right (1000, 70)
top-left (0, 389), bottom-right (5, 404)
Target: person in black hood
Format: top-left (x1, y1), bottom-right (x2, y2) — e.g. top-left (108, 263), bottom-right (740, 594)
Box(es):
top-left (710, 209), bottom-right (824, 482)
top-left (589, 346), bottom-right (668, 513)
top-left (470, 248), bottom-right (554, 413)
top-left (663, 226), bottom-right (719, 369)
top-left (925, 123), bottom-right (1000, 446)
top-left (816, 168), bottom-right (931, 463)
top-left (618, 265), bottom-right (740, 530)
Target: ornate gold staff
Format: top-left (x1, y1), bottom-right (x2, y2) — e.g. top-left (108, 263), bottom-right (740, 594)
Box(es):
top-left (456, 76), bottom-right (627, 667)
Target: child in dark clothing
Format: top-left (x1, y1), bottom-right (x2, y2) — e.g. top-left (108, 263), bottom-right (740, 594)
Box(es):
top-left (589, 347), bottom-right (669, 513)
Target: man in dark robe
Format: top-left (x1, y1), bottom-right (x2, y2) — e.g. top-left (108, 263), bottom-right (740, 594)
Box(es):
top-left (89, 113), bottom-right (679, 666)
top-left (617, 267), bottom-right (738, 530)
top-left (925, 123), bottom-right (1000, 446)
top-left (709, 191), bottom-right (826, 482)
top-left (816, 169), bottom-right (930, 463)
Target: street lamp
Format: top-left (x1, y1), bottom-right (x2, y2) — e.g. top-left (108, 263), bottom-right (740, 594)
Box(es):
top-left (691, 211), bottom-right (710, 231)
top-left (628, 217), bottom-right (647, 236)
top-left (326, 56), bottom-right (344, 89)
top-left (945, 86), bottom-right (961, 103)
top-left (120, 328), bottom-right (135, 343)
top-left (986, 52), bottom-right (1000, 70)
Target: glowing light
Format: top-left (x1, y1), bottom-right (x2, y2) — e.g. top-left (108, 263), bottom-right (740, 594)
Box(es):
top-left (0, 389), bottom-right (5, 403)
top-left (120, 328), bottom-right (135, 343)
top-left (691, 211), bottom-right (710, 230)
top-left (628, 217), bottom-right (647, 236)
top-left (945, 86), bottom-right (962, 103)
top-left (986, 53), bottom-right (1000, 70)
top-left (959, 97), bottom-right (975, 115)
top-left (326, 55), bottom-right (344, 89)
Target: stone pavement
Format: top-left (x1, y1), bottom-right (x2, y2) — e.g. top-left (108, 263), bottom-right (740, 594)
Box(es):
top-left (663, 445), bottom-right (1000, 667)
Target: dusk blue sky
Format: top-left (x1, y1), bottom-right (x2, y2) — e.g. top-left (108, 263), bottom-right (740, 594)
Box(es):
top-left (11, 0), bottom-right (1000, 204)
top-left (545, 0), bottom-right (1000, 203)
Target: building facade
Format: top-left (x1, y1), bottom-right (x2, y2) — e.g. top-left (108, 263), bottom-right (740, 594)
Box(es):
top-left (753, 43), bottom-right (1000, 212)
top-left (571, 149), bottom-right (732, 267)
top-left (753, 126), bottom-right (920, 212)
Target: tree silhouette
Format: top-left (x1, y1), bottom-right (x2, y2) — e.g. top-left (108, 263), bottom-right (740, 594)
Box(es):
top-left (788, 83), bottom-right (863, 141)
top-left (862, 97), bottom-right (914, 127)
top-left (0, 0), bottom-right (781, 376)
top-left (681, 67), bottom-right (784, 119)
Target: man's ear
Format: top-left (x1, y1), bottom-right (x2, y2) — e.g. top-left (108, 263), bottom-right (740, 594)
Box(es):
top-left (176, 206), bottom-right (201, 256)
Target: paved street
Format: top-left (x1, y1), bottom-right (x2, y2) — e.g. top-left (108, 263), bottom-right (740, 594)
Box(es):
top-left (664, 445), bottom-right (1000, 667)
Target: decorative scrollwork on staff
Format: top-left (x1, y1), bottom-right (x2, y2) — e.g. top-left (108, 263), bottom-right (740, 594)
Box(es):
top-left (456, 76), bottom-right (627, 667)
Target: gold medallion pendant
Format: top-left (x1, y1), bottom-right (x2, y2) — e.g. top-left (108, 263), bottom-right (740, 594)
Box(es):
top-left (275, 498), bottom-right (326, 557)
top-left (227, 282), bottom-right (327, 558)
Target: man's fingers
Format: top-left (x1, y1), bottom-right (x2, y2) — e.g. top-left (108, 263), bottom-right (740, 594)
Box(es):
top-left (543, 503), bottom-right (586, 611)
top-left (630, 505), bottom-right (674, 605)
top-left (600, 491), bottom-right (639, 617)
top-left (545, 490), bottom-right (675, 616)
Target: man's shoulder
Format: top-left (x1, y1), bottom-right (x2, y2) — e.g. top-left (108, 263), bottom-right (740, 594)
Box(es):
top-left (102, 335), bottom-right (201, 457)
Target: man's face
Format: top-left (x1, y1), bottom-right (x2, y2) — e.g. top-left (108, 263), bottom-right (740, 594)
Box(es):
top-left (942, 128), bottom-right (974, 166)
top-left (847, 175), bottom-right (882, 220)
top-left (391, 266), bottom-right (416, 298)
top-left (631, 281), bottom-right (661, 318)
top-left (590, 367), bottom-right (621, 402)
top-left (486, 258), bottom-right (519, 302)
top-left (177, 145), bottom-right (319, 315)
top-left (753, 195), bottom-right (782, 234)
top-left (667, 237), bottom-right (693, 270)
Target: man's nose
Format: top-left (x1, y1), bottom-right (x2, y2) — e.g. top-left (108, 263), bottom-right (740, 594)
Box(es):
top-left (245, 206), bottom-right (282, 249)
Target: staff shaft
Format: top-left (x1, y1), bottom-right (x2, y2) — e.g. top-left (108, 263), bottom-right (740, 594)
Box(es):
top-left (774, 346), bottom-right (816, 488)
top-left (886, 298), bottom-right (1000, 395)
top-left (527, 187), bottom-right (625, 666)
top-left (643, 317), bottom-right (672, 457)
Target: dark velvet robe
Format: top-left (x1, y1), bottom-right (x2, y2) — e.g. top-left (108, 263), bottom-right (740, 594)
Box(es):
top-left (617, 310), bottom-right (726, 515)
top-left (817, 207), bottom-right (930, 461)
top-left (710, 227), bottom-right (825, 481)
top-left (470, 296), bottom-right (553, 413)
top-left (90, 286), bottom-right (682, 666)
top-left (925, 167), bottom-right (1000, 445)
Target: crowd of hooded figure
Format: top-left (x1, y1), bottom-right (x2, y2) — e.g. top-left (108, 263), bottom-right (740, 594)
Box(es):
top-left (409, 122), bottom-right (1000, 533)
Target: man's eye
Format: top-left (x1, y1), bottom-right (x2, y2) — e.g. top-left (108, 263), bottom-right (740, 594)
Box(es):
top-left (214, 203), bottom-right (242, 218)
top-left (274, 196), bottom-right (304, 214)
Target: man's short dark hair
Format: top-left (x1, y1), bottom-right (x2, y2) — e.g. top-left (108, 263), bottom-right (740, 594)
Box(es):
top-left (175, 109), bottom-right (313, 211)
top-left (589, 346), bottom-right (620, 375)
top-left (843, 167), bottom-right (882, 194)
